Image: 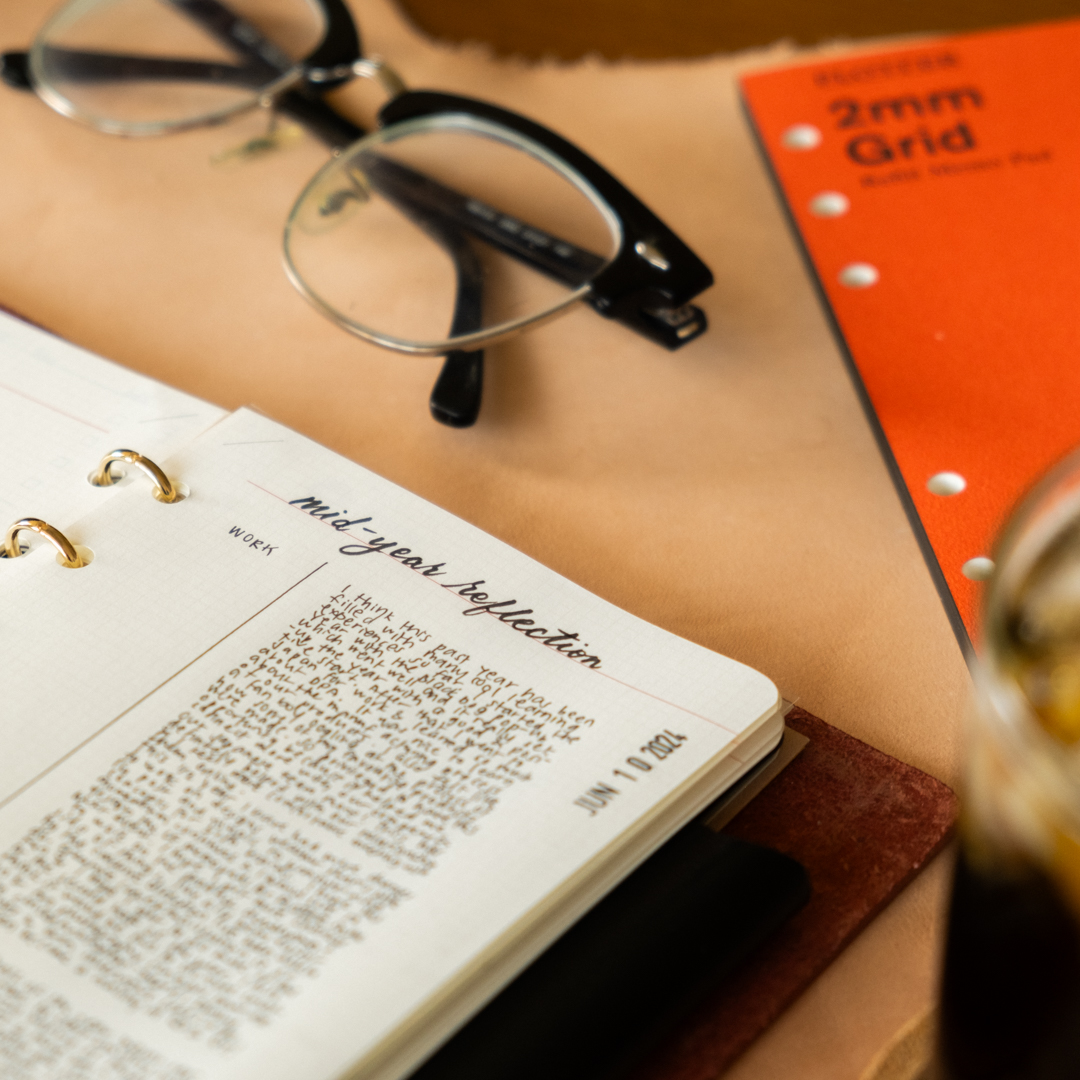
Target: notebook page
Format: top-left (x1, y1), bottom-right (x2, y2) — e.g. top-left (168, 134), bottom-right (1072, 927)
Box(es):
top-left (0, 310), bottom-right (226, 527)
top-left (0, 408), bottom-right (779, 1080)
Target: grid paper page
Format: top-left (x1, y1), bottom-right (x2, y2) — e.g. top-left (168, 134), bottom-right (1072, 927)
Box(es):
top-left (0, 409), bottom-right (779, 1080)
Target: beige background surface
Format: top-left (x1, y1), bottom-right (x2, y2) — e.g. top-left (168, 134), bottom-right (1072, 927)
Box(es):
top-left (0, 1), bottom-right (971, 1076)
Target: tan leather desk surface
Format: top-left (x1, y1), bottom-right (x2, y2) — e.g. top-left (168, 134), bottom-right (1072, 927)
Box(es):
top-left (0, 2), bottom-right (970, 1076)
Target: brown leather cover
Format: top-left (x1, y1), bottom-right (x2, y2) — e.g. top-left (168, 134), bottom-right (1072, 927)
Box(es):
top-left (628, 707), bottom-right (958, 1079)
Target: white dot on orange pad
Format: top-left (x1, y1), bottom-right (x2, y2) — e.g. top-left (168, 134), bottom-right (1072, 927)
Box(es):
top-left (962, 557), bottom-right (995, 581)
top-left (839, 263), bottom-right (879, 288)
top-left (809, 192), bottom-right (850, 217)
top-left (782, 124), bottom-right (822, 150)
top-left (928, 472), bottom-right (966, 496)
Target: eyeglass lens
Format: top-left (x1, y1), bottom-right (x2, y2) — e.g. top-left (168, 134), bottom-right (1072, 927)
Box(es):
top-left (31, 0), bottom-right (326, 133)
top-left (285, 116), bottom-right (622, 354)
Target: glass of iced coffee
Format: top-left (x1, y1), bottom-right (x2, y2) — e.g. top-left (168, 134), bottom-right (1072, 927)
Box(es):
top-left (941, 451), bottom-right (1080, 1079)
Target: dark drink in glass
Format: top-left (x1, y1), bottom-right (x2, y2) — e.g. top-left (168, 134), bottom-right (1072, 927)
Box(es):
top-left (941, 454), bottom-right (1080, 1079)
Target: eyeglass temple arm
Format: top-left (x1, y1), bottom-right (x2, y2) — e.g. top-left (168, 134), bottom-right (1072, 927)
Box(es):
top-left (156, 0), bottom-right (711, 355)
top-left (381, 92), bottom-right (714, 351)
top-left (362, 144), bottom-right (705, 349)
top-left (6, 0), bottom-right (666, 341)
top-left (4, 0), bottom-right (472, 421)
top-left (357, 153), bottom-right (603, 290)
top-left (0, 50), bottom-right (484, 426)
top-left (163, 0), bottom-right (360, 85)
top-left (164, 0), bottom-right (288, 78)
top-left (0, 48), bottom-right (610, 300)
top-left (270, 95), bottom-right (486, 426)
top-left (407, 222), bottom-right (485, 429)
top-left (0, 0), bottom-right (362, 90)
top-left (2, 48), bottom-right (272, 89)
top-left (1, 42), bottom-right (624, 301)
top-left (6, 0), bottom-right (321, 90)
top-left (0, 0), bottom-right (355, 90)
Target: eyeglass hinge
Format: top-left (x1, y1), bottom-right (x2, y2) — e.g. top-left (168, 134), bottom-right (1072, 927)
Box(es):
top-left (588, 291), bottom-right (708, 350)
top-left (634, 240), bottom-right (671, 272)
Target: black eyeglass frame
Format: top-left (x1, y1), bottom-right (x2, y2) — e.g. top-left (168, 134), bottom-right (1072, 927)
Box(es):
top-left (1, 0), bottom-right (714, 427)
top-left (379, 91), bottom-right (714, 352)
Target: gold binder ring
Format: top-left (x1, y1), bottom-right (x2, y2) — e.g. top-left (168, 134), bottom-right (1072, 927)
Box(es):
top-left (4, 518), bottom-right (85, 567)
top-left (91, 448), bottom-right (184, 503)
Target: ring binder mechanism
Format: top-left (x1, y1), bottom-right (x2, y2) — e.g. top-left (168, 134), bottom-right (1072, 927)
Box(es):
top-left (1, 449), bottom-right (185, 572)
top-left (90, 448), bottom-right (185, 503)
top-left (3, 518), bottom-right (85, 567)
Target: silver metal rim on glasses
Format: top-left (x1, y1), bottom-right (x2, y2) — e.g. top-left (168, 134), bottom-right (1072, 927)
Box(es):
top-left (283, 112), bottom-right (623, 356)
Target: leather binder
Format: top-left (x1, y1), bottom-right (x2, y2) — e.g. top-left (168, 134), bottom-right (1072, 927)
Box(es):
top-left (413, 708), bottom-right (957, 1079)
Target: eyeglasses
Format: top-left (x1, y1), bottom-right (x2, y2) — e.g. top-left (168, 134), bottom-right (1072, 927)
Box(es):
top-left (2, 0), bottom-right (714, 427)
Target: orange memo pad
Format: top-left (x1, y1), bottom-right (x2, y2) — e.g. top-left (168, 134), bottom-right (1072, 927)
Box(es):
top-left (740, 20), bottom-right (1080, 652)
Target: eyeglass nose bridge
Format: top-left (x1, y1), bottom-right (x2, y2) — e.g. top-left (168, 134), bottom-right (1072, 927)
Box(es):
top-left (306, 58), bottom-right (407, 102)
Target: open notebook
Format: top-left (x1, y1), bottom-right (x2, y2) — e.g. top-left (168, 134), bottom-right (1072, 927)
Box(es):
top-left (0, 311), bottom-right (784, 1080)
